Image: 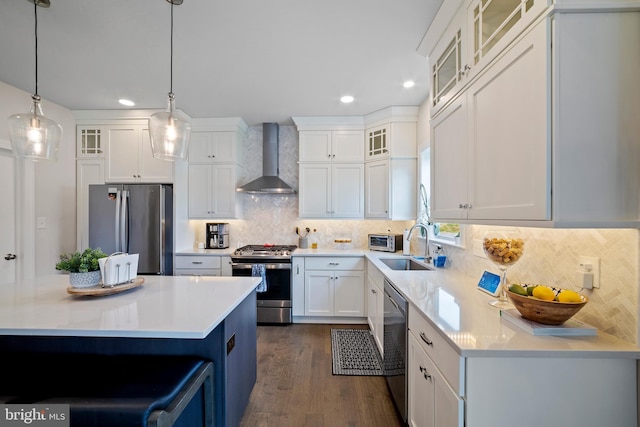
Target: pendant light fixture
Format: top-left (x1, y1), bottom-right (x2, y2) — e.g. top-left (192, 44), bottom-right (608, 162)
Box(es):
top-left (148, 0), bottom-right (191, 161)
top-left (7, 0), bottom-right (62, 162)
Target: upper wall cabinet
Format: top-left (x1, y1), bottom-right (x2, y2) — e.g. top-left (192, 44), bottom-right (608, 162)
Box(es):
top-left (425, 4), bottom-right (640, 227)
top-left (423, 0), bottom-right (546, 116)
top-left (188, 131), bottom-right (242, 164)
top-left (74, 113), bottom-right (174, 184)
top-left (299, 130), bottom-right (364, 162)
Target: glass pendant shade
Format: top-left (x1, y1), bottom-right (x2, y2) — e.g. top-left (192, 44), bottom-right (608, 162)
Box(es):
top-left (8, 95), bottom-right (62, 162)
top-left (148, 93), bottom-right (191, 161)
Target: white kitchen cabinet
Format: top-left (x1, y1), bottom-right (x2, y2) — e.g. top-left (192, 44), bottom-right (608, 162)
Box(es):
top-left (174, 254), bottom-right (223, 276)
top-left (298, 163), bottom-right (364, 218)
top-left (424, 0), bottom-right (545, 116)
top-left (104, 125), bottom-right (174, 183)
top-left (366, 261), bottom-right (385, 355)
top-left (187, 131), bottom-right (242, 164)
top-left (408, 333), bottom-right (463, 427)
top-left (299, 130), bottom-right (364, 163)
top-left (427, 6), bottom-right (640, 227)
top-left (303, 257), bottom-right (365, 317)
top-left (188, 163), bottom-right (242, 219)
top-left (431, 24), bottom-right (548, 221)
top-left (292, 257), bottom-right (305, 317)
top-left (76, 126), bottom-right (105, 158)
top-left (365, 158), bottom-right (416, 220)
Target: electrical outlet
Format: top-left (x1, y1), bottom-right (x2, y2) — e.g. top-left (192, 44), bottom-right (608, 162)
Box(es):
top-left (473, 239), bottom-right (486, 258)
top-left (578, 256), bottom-right (600, 288)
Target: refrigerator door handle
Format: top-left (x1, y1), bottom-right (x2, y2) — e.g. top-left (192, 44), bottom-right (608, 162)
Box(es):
top-left (115, 190), bottom-right (122, 252)
top-left (121, 190), bottom-right (129, 253)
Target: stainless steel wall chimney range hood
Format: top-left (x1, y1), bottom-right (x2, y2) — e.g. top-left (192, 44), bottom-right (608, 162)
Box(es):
top-left (236, 123), bottom-right (296, 194)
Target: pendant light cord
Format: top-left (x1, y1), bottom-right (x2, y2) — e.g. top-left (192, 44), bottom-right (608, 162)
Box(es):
top-left (34, 0), bottom-right (39, 97)
top-left (169, 1), bottom-right (174, 96)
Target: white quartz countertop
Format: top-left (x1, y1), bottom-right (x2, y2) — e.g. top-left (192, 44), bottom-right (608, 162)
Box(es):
top-left (176, 248), bottom-right (235, 256)
top-left (364, 252), bottom-right (640, 358)
top-left (290, 247), bottom-right (639, 358)
top-left (0, 275), bottom-right (260, 339)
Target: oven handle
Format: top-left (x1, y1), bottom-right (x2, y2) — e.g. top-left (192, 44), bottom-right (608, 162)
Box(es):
top-left (231, 263), bottom-right (292, 270)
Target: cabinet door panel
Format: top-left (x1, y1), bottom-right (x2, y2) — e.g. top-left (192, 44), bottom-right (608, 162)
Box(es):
top-left (334, 271), bottom-right (364, 317)
top-left (299, 165), bottom-right (331, 217)
top-left (299, 131), bottom-right (331, 162)
top-left (304, 272), bottom-right (333, 316)
top-left (468, 20), bottom-right (549, 220)
top-left (105, 127), bottom-right (140, 182)
top-left (408, 334), bottom-right (435, 427)
top-left (332, 164), bottom-right (364, 218)
top-left (332, 131), bottom-right (364, 162)
top-left (430, 97), bottom-right (468, 220)
top-left (139, 128), bottom-right (173, 182)
top-left (188, 132), bottom-right (212, 163)
top-left (365, 161), bottom-right (389, 218)
top-left (188, 164), bottom-right (212, 217)
top-left (211, 165), bottom-right (236, 217)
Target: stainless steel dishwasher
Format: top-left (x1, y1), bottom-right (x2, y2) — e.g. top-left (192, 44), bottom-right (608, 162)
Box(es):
top-left (383, 279), bottom-right (407, 422)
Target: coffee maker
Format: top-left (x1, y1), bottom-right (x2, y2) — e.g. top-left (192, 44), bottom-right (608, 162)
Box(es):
top-left (205, 223), bottom-right (229, 249)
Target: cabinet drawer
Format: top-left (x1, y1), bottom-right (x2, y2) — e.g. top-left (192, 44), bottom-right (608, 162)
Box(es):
top-left (174, 269), bottom-right (221, 277)
top-left (367, 260), bottom-right (384, 286)
top-left (305, 257), bottom-right (364, 270)
top-left (409, 307), bottom-right (464, 396)
top-left (175, 255), bottom-right (221, 270)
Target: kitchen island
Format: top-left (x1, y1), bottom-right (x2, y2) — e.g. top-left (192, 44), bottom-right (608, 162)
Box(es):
top-left (0, 274), bottom-right (260, 427)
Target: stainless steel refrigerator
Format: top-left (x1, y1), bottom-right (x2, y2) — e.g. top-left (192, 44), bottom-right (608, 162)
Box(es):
top-left (88, 184), bottom-right (173, 275)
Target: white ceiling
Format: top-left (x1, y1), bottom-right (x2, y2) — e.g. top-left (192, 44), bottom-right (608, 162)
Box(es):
top-left (0, 0), bottom-right (443, 126)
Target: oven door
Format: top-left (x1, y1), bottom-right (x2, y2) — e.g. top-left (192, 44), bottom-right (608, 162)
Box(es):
top-left (231, 262), bottom-right (292, 305)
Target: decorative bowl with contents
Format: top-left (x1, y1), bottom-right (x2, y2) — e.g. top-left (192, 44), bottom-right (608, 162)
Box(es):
top-left (505, 283), bottom-right (588, 325)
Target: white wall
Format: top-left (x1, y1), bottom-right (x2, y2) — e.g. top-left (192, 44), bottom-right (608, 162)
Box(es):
top-left (0, 81), bottom-right (77, 276)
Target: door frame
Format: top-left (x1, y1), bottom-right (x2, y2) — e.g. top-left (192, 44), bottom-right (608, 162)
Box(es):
top-left (0, 138), bottom-right (35, 281)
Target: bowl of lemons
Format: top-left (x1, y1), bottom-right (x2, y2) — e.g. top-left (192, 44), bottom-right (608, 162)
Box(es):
top-left (505, 284), bottom-right (588, 325)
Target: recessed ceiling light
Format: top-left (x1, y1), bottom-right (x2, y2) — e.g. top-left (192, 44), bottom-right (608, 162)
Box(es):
top-left (403, 80), bottom-right (415, 88)
top-left (340, 95), bottom-right (354, 104)
top-left (118, 99), bottom-right (135, 107)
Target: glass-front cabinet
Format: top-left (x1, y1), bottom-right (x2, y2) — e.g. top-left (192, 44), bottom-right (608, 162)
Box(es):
top-left (471, 0), bottom-right (538, 66)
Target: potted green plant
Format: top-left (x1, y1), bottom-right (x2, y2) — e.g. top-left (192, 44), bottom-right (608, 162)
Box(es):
top-left (56, 247), bottom-right (108, 287)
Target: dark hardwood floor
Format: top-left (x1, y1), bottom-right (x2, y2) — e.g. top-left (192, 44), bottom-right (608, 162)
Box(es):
top-left (240, 323), bottom-right (404, 427)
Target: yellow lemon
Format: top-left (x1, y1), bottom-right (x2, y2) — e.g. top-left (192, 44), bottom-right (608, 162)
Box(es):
top-left (532, 286), bottom-right (555, 301)
top-left (557, 290), bottom-right (582, 303)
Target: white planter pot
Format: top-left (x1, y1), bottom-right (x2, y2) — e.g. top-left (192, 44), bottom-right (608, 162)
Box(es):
top-left (69, 271), bottom-right (101, 288)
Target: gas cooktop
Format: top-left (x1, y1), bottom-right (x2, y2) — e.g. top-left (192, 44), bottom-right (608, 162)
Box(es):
top-left (232, 244), bottom-right (297, 258)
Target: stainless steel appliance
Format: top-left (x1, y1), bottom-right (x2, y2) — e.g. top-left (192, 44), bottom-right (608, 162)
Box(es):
top-left (369, 233), bottom-right (403, 252)
top-left (384, 279), bottom-right (407, 422)
top-left (205, 222), bottom-right (229, 249)
top-left (88, 184), bottom-right (173, 275)
top-left (231, 244), bottom-right (296, 324)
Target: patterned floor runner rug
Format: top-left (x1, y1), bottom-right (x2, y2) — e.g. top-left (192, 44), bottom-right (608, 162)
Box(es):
top-left (331, 328), bottom-right (384, 376)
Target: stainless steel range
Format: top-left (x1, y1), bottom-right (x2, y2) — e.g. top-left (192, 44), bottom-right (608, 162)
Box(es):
top-left (231, 244), bottom-right (296, 324)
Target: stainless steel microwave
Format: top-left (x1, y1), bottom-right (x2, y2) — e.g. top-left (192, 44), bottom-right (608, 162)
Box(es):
top-left (368, 234), bottom-right (403, 252)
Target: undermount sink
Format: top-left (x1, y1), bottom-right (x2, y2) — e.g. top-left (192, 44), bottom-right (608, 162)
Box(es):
top-left (380, 257), bottom-right (433, 271)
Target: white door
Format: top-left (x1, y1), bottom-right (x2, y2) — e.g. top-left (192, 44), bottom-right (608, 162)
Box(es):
top-left (0, 149), bottom-right (16, 284)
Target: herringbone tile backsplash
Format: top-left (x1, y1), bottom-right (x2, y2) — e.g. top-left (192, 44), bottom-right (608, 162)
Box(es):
top-left (447, 226), bottom-right (639, 345)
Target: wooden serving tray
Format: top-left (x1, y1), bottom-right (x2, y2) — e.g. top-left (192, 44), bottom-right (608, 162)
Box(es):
top-left (67, 277), bottom-right (144, 297)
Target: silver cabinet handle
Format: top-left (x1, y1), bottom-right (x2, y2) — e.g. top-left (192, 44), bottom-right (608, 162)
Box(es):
top-left (191, 261), bottom-right (203, 265)
top-left (419, 365), bottom-right (432, 381)
top-left (371, 289), bottom-right (376, 294)
top-left (4, 254), bottom-right (17, 261)
top-left (419, 331), bottom-right (433, 346)
top-left (329, 262), bottom-right (340, 266)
